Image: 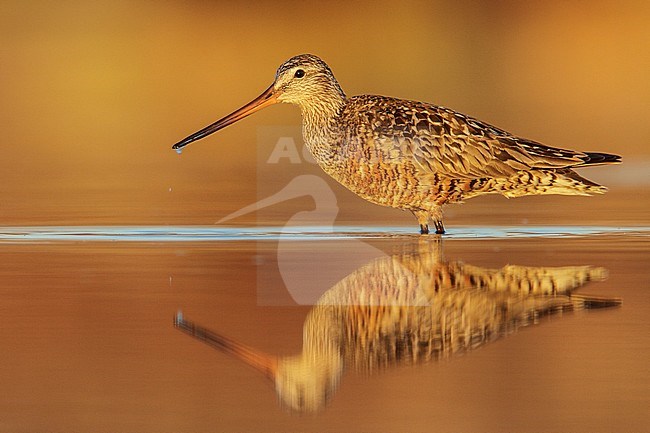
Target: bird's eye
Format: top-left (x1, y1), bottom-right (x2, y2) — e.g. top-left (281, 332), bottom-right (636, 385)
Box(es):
top-left (294, 69), bottom-right (305, 78)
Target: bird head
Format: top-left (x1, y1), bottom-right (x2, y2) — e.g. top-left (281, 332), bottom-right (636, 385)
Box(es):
top-left (273, 54), bottom-right (345, 107)
top-left (172, 54), bottom-right (344, 150)
top-left (274, 353), bottom-right (343, 413)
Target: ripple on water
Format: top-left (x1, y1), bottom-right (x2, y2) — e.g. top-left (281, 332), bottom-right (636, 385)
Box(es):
top-left (0, 226), bottom-right (648, 242)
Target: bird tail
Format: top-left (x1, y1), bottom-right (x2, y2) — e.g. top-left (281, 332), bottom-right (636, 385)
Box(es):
top-left (498, 168), bottom-right (608, 198)
top-left (579, 151), bottom-right (621, 167)
top-left (568, 293), bottom-right (623, 309)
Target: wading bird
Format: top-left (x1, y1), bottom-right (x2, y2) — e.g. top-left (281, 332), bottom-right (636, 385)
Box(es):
top-left (173, 54), bottom-right (620, 234)
top-left (174, 240), bottom-right (620, 412)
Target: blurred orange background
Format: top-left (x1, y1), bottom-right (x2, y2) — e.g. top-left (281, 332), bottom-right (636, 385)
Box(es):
top-left (1, 0), bottom-right (648, 226)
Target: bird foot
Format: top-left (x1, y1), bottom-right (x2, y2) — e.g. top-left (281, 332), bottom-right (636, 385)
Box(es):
top-left (420, 223), bottom-right (445, 235)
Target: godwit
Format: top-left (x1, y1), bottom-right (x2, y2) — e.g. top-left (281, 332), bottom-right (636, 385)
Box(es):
top-left (173, 54), bottom-right (621, 234)
top-left (174, 241), bottom-right (620, 412)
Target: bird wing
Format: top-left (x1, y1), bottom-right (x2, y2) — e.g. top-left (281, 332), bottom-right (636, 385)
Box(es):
top-left (347, 96), bottom-right (591, 179)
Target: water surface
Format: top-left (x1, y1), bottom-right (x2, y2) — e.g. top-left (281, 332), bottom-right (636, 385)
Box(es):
top-left (0, 228), bottom-right (647, 432)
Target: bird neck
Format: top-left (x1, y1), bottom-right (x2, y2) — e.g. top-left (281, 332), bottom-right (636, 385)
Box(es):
top-left (297, 87), bottom-right (346, 158)
top-left (303, 304), bottom-right (339, 343)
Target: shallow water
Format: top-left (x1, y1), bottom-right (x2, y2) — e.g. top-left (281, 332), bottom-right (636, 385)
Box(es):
top-left (0, 225), bottom-right (648, 241)
top-left (0, 228), bottom-right (648, 432)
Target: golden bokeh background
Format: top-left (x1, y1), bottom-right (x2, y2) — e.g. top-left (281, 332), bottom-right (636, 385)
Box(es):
top-left (1, 0), bottom-right (648, 225)
top-left (1, 4), bottom-right (649, 431)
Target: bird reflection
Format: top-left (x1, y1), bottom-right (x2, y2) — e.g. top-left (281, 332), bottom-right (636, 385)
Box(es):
top-left (174, 240), bottom-right (620, 413)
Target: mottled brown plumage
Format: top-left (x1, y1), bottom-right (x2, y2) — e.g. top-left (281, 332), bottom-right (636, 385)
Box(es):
top-left (173, 54), bottom-right (621, 234)
top-left (175, 240), bottom-right (620, 412)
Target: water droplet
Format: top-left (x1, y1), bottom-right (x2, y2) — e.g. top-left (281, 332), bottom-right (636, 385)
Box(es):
top-left (168, 187), bottom-right (172, 192)
top-left (175, 147), bottom-right (183, 155)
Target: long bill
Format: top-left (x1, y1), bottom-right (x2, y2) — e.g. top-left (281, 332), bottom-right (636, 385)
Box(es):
top-left (172, 84), bottom-right (278, 150)
top-left (174, 312), bottom-right (278, 380)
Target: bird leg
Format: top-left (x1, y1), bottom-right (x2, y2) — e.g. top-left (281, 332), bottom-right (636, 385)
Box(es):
top-left (413, 207), bottom-right (445, 234)
top-left (431, 205), bottom-right (445, 234)
top-left (412, 210), bottom-right (432, 235)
